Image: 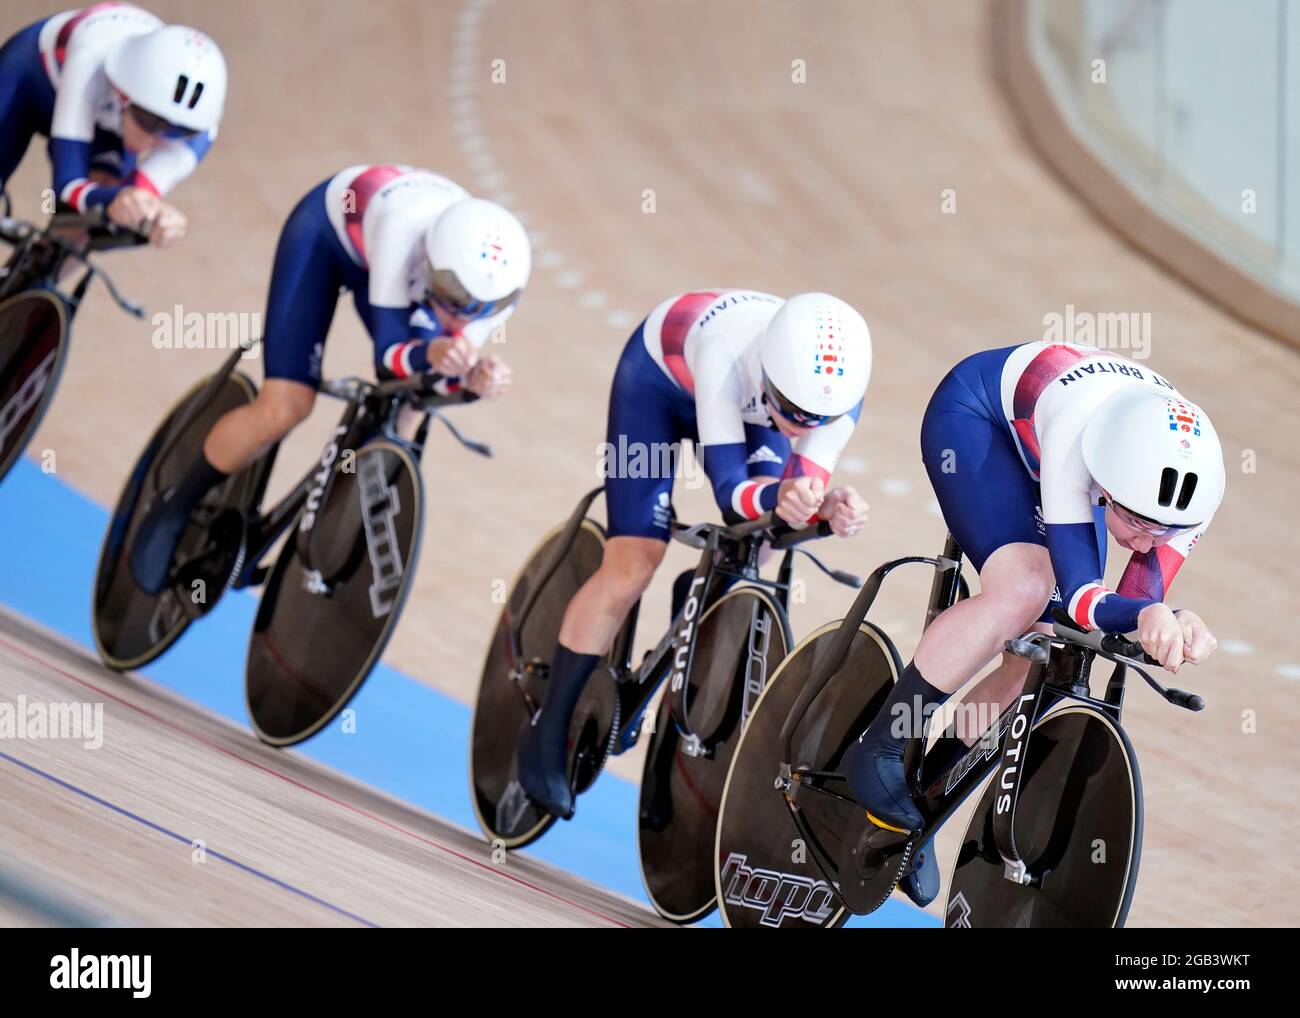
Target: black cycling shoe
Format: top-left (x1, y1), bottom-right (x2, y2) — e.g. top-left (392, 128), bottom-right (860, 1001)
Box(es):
top-left (129, 487), bottom-right (193, 594)
top-left (515, 719), bottom-right (575, 819)
top-left (841, 737), bottom-right (924, 832)
top-left (513, 645), bottom-right (599, 819)
top-left (130, 455), bottom-right (228, 595)
top-left (898, 841), bottom-right (940, 907)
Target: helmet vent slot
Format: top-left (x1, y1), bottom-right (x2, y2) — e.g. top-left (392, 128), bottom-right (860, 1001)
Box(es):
top-left (173, 75), bottom-right (188, 104)
top-left (1176, 473), bottom-right (1198, 511)
top-left (1157, 467), bottom-right (1178, 507)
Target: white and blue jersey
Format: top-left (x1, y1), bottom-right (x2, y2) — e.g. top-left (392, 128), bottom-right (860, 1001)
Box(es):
top-left (921, 341), bottom-right (1210, 633)
top-left (261, 165), bottom-right (512, 389)
top-left (0, 4), bottom-right (216, 206)
top-left (605, 290), bottom-right (864, 539)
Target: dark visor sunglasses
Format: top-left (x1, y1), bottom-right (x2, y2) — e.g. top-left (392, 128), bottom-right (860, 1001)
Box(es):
top-left (425, 266), bottom-right (521, 321)
top-left (128, 104), bottom-right (198, 140)
top-left (762, 375), bottom-right (841, 429)
top-left (1102, 492), bottom-right (1194, 538)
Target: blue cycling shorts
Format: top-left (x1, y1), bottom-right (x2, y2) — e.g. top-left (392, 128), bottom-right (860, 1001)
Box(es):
top-left (259, 180), bottom-right (372, 388)
top-left (921, 346), bottom-right (1105, 615)
top-left (0, 20), bottom-right (55, 189)
top-left (603, 326), bottom-right (790, 540)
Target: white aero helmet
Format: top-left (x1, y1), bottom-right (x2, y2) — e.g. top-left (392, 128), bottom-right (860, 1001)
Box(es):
top-left (1082, 387), bottom-right (1225, 529)
top-left (760, 292), bottom-right (872, 427)
top-left (105, 26), bottom-right (227, 134)
top-left (424, 198), bottom-right (531, 320)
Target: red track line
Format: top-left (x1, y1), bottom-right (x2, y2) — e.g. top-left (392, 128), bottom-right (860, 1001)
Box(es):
top-left (0, 633), bottom-right (632, 929)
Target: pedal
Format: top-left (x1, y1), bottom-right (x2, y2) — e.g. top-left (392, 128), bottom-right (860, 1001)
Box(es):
top-left (836, 811), bottom-right (914, 915)
top-left (170, 508), bottom-right (245, 617)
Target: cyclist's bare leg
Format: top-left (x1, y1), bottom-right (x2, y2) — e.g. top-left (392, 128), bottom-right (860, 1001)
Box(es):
top-left (942, 621), bottom-right (1052, 744)
top-left (557, 535), bottom-right (667, 654)
top-left (913, 542), bottom-right (1055, 694)
top-left (203, 378), bottom-right (315, 473)
top-left (846, 545), bottom-right (1054, 832)
top-left (129, 380), bottom-right (314, 592)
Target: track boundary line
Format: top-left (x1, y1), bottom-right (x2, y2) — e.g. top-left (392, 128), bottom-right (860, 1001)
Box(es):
top-left (0, 632), bottom-right (634, 928)
top-left (0, 748), bottom-right (380, 927)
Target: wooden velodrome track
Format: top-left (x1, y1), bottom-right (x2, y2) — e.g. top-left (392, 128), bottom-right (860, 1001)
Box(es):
top-left (2, 0), bottom-right (1297, 927)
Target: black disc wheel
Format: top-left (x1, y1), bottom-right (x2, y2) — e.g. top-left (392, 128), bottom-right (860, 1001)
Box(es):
top-left (245, 439), bottom-right (423, 746)
top-left (945, 705), bottom-right (1142, 928)
top-left (714, 619), bottom-right (903, 929)
top-left (638, 586), bottom-right (790, 924)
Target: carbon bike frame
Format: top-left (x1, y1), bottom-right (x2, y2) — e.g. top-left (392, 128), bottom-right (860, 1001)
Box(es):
top-left (167, 344), bottom-right (477, 593)
top-left (1, 212), bottom-right (146, 305)
top-left (505, 489), bottom-right (839, 758)
top-left (776, 533), bottom-right (1198, 904)
top-left (607, 515), bottom-right (822, 758)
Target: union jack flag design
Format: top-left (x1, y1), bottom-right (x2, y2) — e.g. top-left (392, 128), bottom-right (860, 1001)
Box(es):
top-left (1166, 399), bottom-right (1202, 436)
top-left (813, 314), bottom-right (846, 377)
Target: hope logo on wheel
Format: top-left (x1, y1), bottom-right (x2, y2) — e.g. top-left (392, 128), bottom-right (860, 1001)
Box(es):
top-left (718, 852), bottom-right (836, 928)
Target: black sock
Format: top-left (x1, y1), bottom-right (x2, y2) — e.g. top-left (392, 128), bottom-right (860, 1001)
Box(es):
top-left (170, 451), bottom-right (228, 509)
top-left (541, 644), bottom-right (601, 738)
top-left (858, 662), bottom-right (952, 759)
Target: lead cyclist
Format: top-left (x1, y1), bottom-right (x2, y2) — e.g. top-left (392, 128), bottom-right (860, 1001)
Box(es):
top-left (0, 4), bottom-right (227, 245)
top-left (841, 339), bottom-right (1227, 905)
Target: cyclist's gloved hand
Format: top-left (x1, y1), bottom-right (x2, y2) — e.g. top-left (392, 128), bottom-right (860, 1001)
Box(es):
top-left (776, 476), bottom-right (823, 527)
top-left (1137, 602), bottom-right (1186, 673)
top-left (466, 354), bottom-right (511, 399)
top-left (148, 201), bottom-right (188, 248)
top-left (428, 334), bottom-right (478, 377)
top-left (819, 485), bottom-right (867, 538)
top-left (106, 186), bottom-right (161, 235)
top-left (1173, 609), bottom-right (1217, 665)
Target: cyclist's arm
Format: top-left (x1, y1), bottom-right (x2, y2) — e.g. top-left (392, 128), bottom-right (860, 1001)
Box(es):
top-left (130, 130), bottom-right (217, 197)
top-left (373, 306), bottom-right (433, 380)
top-left (48, 59), bottom-right (119, 211)
top-left (363, 215), bottom-right (432, 378)
top-left (1114, 516), bottom-right (1211, 605)
top-left (789, 401), bottom-right (861, 494)
top-left (1040, 420), bottom-right (1149, 632)
top-left (694, 348), bottom-right (776, 518)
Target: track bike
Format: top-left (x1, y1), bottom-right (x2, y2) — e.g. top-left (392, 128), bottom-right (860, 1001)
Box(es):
top-left (470, 488), bottom-right (859, 923)
top-left (715, 534), bottom-right (1205, 928)
top-left (92, 343), bottom-right (489, 746)
top-left (0, 210), bottom-right (145, 484)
